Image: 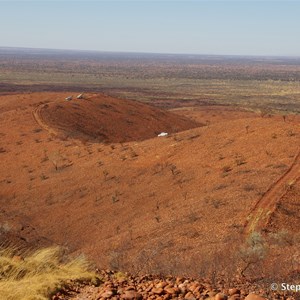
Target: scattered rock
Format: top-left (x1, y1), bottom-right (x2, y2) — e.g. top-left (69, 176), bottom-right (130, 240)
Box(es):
top-left (152, 287), bottom-right (164, 295)
top-left (90, 275), bottom-right (102, 287)
top-left (56, 269), bottom-right (292, 300)
top-left (176, 277), bottom-right (185, 284)
top-left (245, 293), bottom-right (267, 300)
top-left (184, 291), bottom-right (197, 300)
top-left (121, 290), bottom-right (142, 300)
top-left (215, 292), bottom-right (228, 300)
top-left (156, 282), bottom-right (167, 289)
top-left (101, 289), bottom-right (114, 298)
top-left (164, 287), bottom-right (177, 295)
top-left (208, 291), bottom-right (217, 297)
top-left (228, 288), bottom-right (240, 296)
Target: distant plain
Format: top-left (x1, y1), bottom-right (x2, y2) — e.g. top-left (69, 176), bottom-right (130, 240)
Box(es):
top-left (1, 48), bottom-right (300, 113)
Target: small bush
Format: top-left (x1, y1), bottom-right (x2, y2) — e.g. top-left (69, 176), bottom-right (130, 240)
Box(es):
top-left (222, 165), bottom-right (232, 173)
top-left (243, 184), bottom-right (256, 192)
top-left (238, 231), bottom-right (267, 277)
top-left (235, 156), bottom-right (247, 166)
top-left (269, 229), bottom-right (294, 246)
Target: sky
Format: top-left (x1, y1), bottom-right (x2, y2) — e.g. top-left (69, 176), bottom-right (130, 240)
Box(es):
top-left (1, 1), bottom-right (300, 56)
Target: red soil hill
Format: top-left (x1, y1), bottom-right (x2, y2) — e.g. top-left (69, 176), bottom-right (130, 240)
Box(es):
top-left (39, 94), bottom-right (200, 143)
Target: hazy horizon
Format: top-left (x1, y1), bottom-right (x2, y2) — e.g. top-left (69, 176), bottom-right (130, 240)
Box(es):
top-left (1, 1), bottom-right (300, 57)
top-left (2, 45), bottom-right (300, 60)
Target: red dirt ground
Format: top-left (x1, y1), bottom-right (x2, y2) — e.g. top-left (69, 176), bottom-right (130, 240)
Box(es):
top-left (37, 94), bottom-right (200, 143)
top-left (0, 92), bottom-right (299, 279)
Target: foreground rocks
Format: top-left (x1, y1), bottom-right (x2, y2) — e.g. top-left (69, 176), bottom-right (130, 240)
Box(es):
top-left (53, 270), bottom-right (298, 300)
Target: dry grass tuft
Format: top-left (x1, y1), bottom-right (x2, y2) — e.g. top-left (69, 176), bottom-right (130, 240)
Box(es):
top-left (0, 246), bottom-right (97, 300)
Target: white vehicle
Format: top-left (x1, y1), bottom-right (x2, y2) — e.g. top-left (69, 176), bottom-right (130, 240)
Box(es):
top-left (65, 96), bottom-right (73, 101)
top-left (157, 132), bottom-right (168, 137)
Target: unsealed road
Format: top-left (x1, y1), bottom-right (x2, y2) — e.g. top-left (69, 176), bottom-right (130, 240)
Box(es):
top-left (244, 151), bottom-right (300, 234)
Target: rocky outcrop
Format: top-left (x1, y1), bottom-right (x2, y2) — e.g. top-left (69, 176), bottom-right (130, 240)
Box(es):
top-left (53, 270), bottom-right (292, 300)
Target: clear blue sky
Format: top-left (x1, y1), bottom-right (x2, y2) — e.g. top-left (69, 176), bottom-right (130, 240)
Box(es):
top-left (1, 1), bottom-right (300, 56)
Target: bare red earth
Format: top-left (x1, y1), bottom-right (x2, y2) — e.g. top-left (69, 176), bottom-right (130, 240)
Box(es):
top-left (0, 92), bottom-right (300, 282)
top-left (38, 94), bottom-right (200, 143)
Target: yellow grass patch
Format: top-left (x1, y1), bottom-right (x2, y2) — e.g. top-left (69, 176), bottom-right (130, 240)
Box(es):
top-left (0, 246), bottom-right (97, 300)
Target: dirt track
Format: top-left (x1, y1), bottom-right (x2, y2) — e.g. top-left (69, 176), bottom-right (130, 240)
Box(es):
top-left (244, 150), bottom-right (300, 234)
top-left (32, 104), bottom-right (58, 136)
